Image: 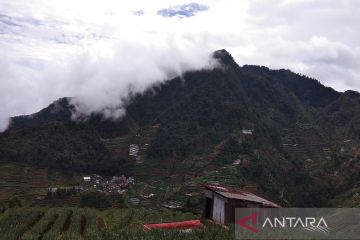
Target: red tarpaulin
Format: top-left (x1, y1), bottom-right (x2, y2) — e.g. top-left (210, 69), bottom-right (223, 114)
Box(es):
top-left (143, 220), bottom-right (203, 230)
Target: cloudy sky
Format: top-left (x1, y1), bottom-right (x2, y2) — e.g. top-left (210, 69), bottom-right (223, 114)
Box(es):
top-left (0, 0), bottom-right (359, 131)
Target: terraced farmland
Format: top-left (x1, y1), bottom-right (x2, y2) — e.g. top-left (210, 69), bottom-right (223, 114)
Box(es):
top-left (0, 163), bottom-right (49, 203)
top-left (0, 162), bottom-right (83, 205)
top-left (0, 207), bottom-right (234, 240)
top-left (0, 208), bottom-right (100, 240)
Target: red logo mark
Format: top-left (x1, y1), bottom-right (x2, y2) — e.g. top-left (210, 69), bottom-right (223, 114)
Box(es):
top-left (237, 213), bottom-right (259, 234)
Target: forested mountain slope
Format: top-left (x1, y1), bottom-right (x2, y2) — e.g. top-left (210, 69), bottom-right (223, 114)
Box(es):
top-left (1, 49), bottom-right (360, 207)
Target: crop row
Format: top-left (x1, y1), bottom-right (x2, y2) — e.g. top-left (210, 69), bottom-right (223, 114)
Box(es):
top-left (60, 208), bottom-right (96, 240)
top-left (0, 208), bottom-right (43, 239)
top-left (0, 208), bottom-right (102, 240)
top-left (0, 207), bottom-right (237, 240)
top-left (22, 208), bottom-right (58, 240)
top-left (42, 209), bottom-right (72, 240)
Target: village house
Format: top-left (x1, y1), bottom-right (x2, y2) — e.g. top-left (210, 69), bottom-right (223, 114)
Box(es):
top-left (83, 176), bottom-right (91, 182)
top-left (204, 184), bottom-right (280, 225)
top-left (242, 129), bottom-right (253, 135)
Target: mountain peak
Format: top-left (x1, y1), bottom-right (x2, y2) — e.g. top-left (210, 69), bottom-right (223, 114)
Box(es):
top-left (343, 90), bottom-right (360, 98)
top-left (212, 49), bottom-right (237, 66)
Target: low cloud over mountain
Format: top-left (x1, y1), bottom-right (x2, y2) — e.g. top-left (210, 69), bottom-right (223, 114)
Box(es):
top-left (1, 0), bottom-right (360, 131)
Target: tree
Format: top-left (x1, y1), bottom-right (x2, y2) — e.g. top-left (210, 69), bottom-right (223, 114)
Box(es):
top-left (80, 192), bottom-right (111, 209)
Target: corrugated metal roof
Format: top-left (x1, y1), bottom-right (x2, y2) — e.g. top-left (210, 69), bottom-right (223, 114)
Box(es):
top-left (216, 191), bottom-right (280, 208)
top-left (205, 184), bottom-right (280, 208)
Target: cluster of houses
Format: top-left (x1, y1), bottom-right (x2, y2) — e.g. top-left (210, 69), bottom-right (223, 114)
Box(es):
top-left (129, 143), bottom-right (149, 163)
top-left (83, 174), bottom-right (135, 194)
top-left (129, 144), bottom-right (139, 157)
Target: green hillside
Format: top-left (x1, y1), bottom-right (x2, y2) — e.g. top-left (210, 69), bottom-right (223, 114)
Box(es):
top-left (1, 49), bottom-right (360, 209)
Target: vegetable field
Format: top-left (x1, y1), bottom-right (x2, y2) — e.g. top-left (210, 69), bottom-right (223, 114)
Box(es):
top-left (0, 208), bottom-right (98, 240)
top-left (0, 207), bottom-right (234, 240)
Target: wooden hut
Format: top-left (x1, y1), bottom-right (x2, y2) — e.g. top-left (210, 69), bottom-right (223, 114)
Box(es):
top-left (204, 184), bottom-right (280, 225)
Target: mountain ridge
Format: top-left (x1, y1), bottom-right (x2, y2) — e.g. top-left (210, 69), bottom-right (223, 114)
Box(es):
top-left (1, 49), bottom-right (360, 207)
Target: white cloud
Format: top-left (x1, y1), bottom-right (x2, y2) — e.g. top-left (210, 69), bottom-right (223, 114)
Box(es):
top-left (0, 0), bottom-right (359, 131)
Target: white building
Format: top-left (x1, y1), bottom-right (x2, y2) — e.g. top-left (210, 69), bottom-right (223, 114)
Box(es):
top-left (242, 129), bottom-right (253, 135)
